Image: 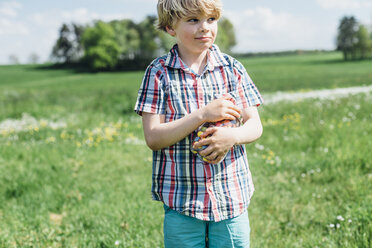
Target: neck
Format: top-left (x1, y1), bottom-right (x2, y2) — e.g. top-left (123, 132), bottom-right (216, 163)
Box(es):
top-left (177, 46), bottom-right (209, 75)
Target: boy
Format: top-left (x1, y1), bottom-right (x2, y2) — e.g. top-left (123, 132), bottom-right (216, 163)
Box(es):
top-left (134, 0), bottom-right (263, 247)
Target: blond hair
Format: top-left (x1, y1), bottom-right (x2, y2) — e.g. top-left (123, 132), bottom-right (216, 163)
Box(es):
top-left (157, 0), bottom-right (222, 31)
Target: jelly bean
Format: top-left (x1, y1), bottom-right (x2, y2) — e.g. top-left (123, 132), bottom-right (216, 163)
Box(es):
top-left (203, 157), bottom-right (211, 163)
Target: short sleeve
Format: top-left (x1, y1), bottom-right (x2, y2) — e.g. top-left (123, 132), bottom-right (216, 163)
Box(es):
top-left (134, 64), bottom-right (167, 116)
top-left (229, 60), bottom-right (263, 109)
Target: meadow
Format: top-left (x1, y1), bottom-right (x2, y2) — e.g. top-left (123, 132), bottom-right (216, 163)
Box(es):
top-left (0, 52), bottom-right (371, 247)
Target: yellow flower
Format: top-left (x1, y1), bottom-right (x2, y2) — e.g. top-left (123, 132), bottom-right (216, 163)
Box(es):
top-left (40, 120), bottom-right (48, 128)
top-left (1, 130), bottom-right (8, 137)
top-left (76, 141), bottom-right (82, 148)
top-left (46, 137), bottom-right (56, 143)
top-left (114, 122), bottom-right (122, 129)
top-left (60, 131), bottom-right (67, 140)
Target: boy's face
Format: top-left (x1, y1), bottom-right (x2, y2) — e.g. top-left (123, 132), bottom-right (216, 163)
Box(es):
top-left (166, 14), bottom-right (218, 56)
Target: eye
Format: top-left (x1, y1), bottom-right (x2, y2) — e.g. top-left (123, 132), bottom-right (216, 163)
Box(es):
top-left (187, 18), bottom-right (199, 23)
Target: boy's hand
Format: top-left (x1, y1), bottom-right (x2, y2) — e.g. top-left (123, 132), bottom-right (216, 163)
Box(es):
top-left (193, 127), bottom-right (237, 164)
top-left (201, 96), bottom-right (241, 123)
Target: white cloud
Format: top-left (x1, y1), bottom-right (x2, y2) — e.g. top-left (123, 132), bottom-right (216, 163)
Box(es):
top-left (60, 8), bottom-right (132, 24)
top-left (316, 0), bottom-right (372, 9)
top-left (0, 1), bottom-right (28, 35)
top-left (0, 18), bottom-right (29, 35)
top-left (0, 8), bottom-right (134, 64)
top-left (225, 7), bottom-right (336, 52)
top-left (0, 1), bottom-right (22, 17)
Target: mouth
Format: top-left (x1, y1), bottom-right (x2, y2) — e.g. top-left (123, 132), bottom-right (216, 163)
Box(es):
top-left (195, 37), bottom-right (212, 42)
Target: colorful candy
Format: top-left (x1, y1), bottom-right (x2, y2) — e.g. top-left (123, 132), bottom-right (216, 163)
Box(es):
top-left (190, 113), bottom-right (243, 164)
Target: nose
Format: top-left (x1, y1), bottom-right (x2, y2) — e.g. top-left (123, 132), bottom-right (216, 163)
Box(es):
top-left (199, 20), bottom-right (210, 33)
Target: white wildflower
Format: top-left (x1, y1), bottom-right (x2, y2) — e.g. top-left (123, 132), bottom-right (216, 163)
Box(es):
top-left (255, 143), bottom-right (265, 150)
top-left (337, 215), bottom-right (344, 221)
top-left (115, 240), bottom-right (120, 246)
top-left (336, 223), bottom-right (340, 229)
top-left (0, 113), bottom-right (66, 134)
top-left (329, 224), bottom-right (335, 228)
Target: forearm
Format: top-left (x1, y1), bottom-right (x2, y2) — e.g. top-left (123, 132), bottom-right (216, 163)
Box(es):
top-left (143, 97), bottom-right (242, 151)
top-left (231, 117), bottom-right (263, 145)
top-left (143, 109), bottom-right (205, 150)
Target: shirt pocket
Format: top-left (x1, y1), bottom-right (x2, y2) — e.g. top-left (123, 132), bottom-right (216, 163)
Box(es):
top-left (167, 80), bottom-right (193, 118)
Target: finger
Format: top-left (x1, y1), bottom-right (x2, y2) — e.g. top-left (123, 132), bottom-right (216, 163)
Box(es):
top-left (223, 112), bottom-right (240, 121)
top-left (222, 94), bottom-right (233, 100)
top-left (204, 151), bottom-right (219, 161)
top-left (225, 109), bottom-right (241, 119)
top-left (200, 127), bottom-right (217, 138)
top-left (198, 145), bottom-right (214, 157)
top-left (209, 154), bottom-right (225, 164)
top-left (193, 137), bottom-right (212, 148)
top-left (227, 105), bottom-right (242, 114)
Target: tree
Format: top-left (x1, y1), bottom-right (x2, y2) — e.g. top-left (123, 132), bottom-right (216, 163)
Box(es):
top-left (51, 16), bottom-right (237, 71)
top-left (72, 23), bottom-right (85, 60)
top-left (336, 16), bottom-right (358, 60)
top-left (354, 24), bottom-right (372, 59)
top-left (52, 24), bottom-right (74, 63)
top-left (157, 30), bottom-right (176, 54)
top-left (81, 21), bottom-right (121, 70)
top-left (51, 23), bottom-right (85, 63)
top-left (110, 19), bottom-right (140, 59)
top-left (215, 18), bottom-right (237, 53)
top-left (136, 16), bottom-right (160, 59)
top-left (8, 54), bottom-right (20, 64)
top-left (28, 53), bottom-right (40, 64)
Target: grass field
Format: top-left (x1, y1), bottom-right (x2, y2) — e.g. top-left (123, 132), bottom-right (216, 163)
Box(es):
top-left (0, 52), bottom-right (371, 247)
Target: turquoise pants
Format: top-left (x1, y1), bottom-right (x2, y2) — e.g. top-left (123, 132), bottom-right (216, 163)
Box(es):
top-left (163, 205), bottom-right (250, 248)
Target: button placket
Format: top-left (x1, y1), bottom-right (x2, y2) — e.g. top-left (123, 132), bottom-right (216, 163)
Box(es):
top-left (196, 76), bottom-right (204, 107)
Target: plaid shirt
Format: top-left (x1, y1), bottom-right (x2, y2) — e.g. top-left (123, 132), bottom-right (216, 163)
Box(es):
top-left (134, 44), bottom-right (263, 222)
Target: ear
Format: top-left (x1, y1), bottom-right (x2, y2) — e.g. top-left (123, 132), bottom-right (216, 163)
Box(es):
top-left (166, 26), bottom-right (176, 36)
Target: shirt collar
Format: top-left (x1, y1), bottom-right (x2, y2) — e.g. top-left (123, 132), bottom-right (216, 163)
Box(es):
top-left (164, 44), bottom-right (229, 71)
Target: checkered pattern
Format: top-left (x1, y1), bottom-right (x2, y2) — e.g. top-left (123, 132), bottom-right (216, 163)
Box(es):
top-left (134, 44), bottom-right (263, 222)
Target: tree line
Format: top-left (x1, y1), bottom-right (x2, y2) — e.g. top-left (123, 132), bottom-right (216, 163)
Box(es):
top-left (51, 15), bottom-right (372, 70)
top-left (336, 16), bottom-right (372, 61)
top-left (51, 16), bottom-right (236, 71)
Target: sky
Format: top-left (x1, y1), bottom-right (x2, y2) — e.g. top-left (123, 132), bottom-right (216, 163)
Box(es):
top-left (0, 0), bottom-right (371, 64)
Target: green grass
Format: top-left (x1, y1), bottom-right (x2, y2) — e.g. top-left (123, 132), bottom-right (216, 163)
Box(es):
top-left (239, 52), bottom-right (372, 92)
top-left (0, 52), bottom-right (371, 247)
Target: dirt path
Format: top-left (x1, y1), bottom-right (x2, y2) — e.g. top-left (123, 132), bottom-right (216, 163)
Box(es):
top-left (262, 85), bottom-right (372, 104)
